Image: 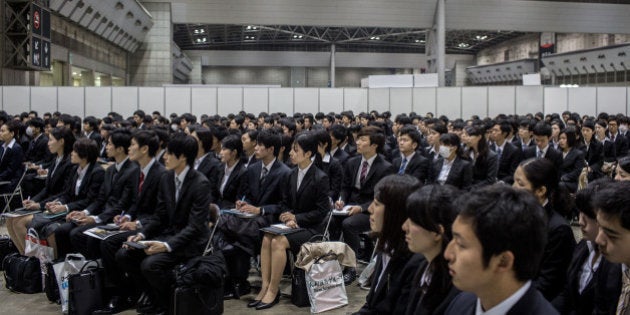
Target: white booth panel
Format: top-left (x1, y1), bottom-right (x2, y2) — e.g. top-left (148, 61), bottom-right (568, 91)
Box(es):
top-left (85, 87), bottom-right (111, 118)
top-left (218, 88), bottom-right (243, 116)
top-left (413, 88), bottom-right (436, 115)
top-left (597, 87), bottom-right (627, 115)
top-left (269, 88), bottom-right (294, 115)
top-left (164, 87), bottom-right (189, 116)
top-left (462, 87), bottom-right (488, 119)
top-left (436, 87), bottom-right (461, 119)
top-left (293, 89), bottom-right (318, 115)
top-left (488, 86), bottom-right (515, 118)
top-left (568, 88), bottom-right (597, 117)
top-left (58, 87), bottom-right (84, 117)
top-left (544, 88), bottom-right (568, 115)
top-left (389, 88), bottom-right (412, 115)
top-left (343, 89), bottom-right (368, 114)
top-left (319, 89), bottom-right (344, 114)
top-left (368, 89), bottom-right (389, 113)
top-left (138, 87), bottom-right (168, 115)
top-left (112, 87), bottom-right (138, 118)
top-left (243, 88), bottom-right (269, 115)
top-left (31, 87), bottom-right (58, 114)
top-left (368, 75), bottom-right (413, 88)
top-left (3, 86), bottom-right (30, 113)
top-left (191, 88), bottom-right (217, 117)
top-left (516, 86), bottom-right (543, 115)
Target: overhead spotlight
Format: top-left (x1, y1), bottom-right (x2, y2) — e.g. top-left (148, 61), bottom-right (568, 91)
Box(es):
top-left (458, 43), bottom-right (469, 48)
top-left (369, 36), bottom-right (380, 40)
top-left (475, 35), bottom-right (487, 40)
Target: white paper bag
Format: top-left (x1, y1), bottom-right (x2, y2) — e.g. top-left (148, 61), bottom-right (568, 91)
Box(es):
top-left (306, 255), bottom-right (347, 313)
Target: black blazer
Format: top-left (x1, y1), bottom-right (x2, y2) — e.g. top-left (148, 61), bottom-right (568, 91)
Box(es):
top-left (610, 132), bottom-right (629, 158)
top-left (492, 141), bottom-right (522, 184)
top-left (332, 148), bottom-right (350, 167)
top-left (578, 140), bottom-right (603, 177)
top-left (238, 159), bottom-right (291, 213)
top-left (391, 152), bottom-right (431, 183)
top-left (87, 159), bottom-right (139, 223)
top-left (127, 161), bottom-right (166, 226)
top-left (0, 141), bottom-right (25, 193)
top-left (87, 132), bottom-right (103, 152)
top-left (405, 259), bottom-right (460, 315)
top-left (196, 153), bottom-right (222, 204)
top-left (32, 155), bottom-right (74, 208)
top-left (469, 150), bottom-right (499, 189)
top-left (317, 155), bottom-right (344, 201)
top-left (142, 168), bottom-right (210, 257)
top-left (559, 148), bottom-right (586, 193)
top-left (444, 286), bottom-right (559, 315)
top-left (276, 165), bottom-right (330, 231)
top-left (340, 155), bottom-right (393, 211)
top-left (552, 240), bottom-right (621, 315)
top-left (218, 161), bottom-right (245, 209)
top-left (55, 163), bottom-right (105, 211)
top-left (602, 139), bottom-right (617, 163)
top-left (25, 134), bottom-right (51, 165)
top-left (593, 258), bottom-right (622, 315)
top-left (535, 204), bottom-right (576, 302)
top-left (515, 138), bottom-right (536, 152)
top-left (429, 157), bottom-right (473, 191)
top-left (523, 146), bottom-right (563, 170)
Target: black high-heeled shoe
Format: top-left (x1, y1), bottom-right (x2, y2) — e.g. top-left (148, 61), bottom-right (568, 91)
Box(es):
top-left (247, 300), bottom-right (261, 308)
top-left (255, 293), bottom-right (280, 310)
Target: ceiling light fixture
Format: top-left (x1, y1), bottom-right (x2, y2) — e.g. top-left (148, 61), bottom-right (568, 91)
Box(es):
top-left (458, 43), bottom-right (470, 48)
top-left (475, 35), bottom-right (487, 40)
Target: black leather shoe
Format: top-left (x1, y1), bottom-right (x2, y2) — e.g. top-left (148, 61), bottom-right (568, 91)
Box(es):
top-left (247, 300), bottom-right (261, 308)
top-left (234, 281), bottom-right (251, 298)
top-left (93, 296), bottom-right (134, 314)
top-left (255, 294), bottom-right (280, 310)
top-left (137, 304), bottom-right (165, 315)
top-left (343, 267), bottom-right (357, 286)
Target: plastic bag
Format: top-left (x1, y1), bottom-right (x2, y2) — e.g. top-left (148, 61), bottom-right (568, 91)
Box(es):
top-left (56, 253), bottom-right (88, 313)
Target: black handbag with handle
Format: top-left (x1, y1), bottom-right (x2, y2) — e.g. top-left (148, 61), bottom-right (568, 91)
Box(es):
top-left (67, 260), bottom-right (104, 315)
top-left (0, 235), bottom-right (18, 270)
top-left (2, 253), bottom-right (42, 293)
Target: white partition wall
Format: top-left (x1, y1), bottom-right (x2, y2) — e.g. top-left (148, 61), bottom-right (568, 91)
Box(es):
top-left (597, 87), bottom-right (627, 115)
top-left (191, 87), bottom-right (217, 117)
top-left (85, 87), bottom-right (111, 118)
top-left (4, 86), bottom-right (630, 119)
top-left (462, 87), bottom-right (488, 119)
top-left (31, 87), bottom-right (58, 115)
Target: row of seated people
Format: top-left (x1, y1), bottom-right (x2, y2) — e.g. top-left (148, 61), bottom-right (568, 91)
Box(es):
top-left (0, 109), bottom-right (628, 314)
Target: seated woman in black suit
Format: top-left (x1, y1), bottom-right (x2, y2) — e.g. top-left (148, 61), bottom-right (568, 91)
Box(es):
top-left (594, 119), bottom-right (616, 175)
top-left (0, 120), bottom-right (25, 194)
top-left (579, 119), bottom-right (604, 181)
top-left (558, 126), bottom-right (586, 193)
top-left (429, 133), bottom-right (472, 191)
top-left (6, 127), bottom-right (75, 254)
top-left (513, 158), bottom-right (576, 301)
top-left (250, 132), bottom-right (330, 310)
top-left (552, 179), bottom-right (622, 315)
top-left (403, 184), bottom-right (461, 315)
top-left (312, 129), bottom-right (343, 201)
top-left (462, 124), bottom-right (498, 189)
top-left (354, 174), bottom-right (423, 315)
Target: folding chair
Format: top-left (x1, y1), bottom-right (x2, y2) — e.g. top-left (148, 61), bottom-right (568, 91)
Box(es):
top-left (0, 167), bottom-right (28, 218)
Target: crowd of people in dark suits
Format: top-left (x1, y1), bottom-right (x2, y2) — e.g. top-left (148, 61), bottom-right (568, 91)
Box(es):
top-left (2, 107), bottom-right (630, 315)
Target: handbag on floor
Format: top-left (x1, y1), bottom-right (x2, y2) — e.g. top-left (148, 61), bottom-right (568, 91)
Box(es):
top-left (0, 235), bottom-right (18, 270)
top-left (67, 260), bottom-right (104, 315)
top-left (305, 253), bottom-right (348, 313)
top-left (2, 252), bottom-right (42, 293)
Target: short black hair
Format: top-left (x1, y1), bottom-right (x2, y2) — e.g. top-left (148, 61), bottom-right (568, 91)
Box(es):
top-left (73, 138), bottom-right (99, 163)
top-left (257, 129), bottom-right (282, 157)
top-left (577, 178), bottom-right (613, 219)
top-left (455, 185), bottom-right (547, 282)
top-left (50, 127), bottom-right (76, 156)
top-left (429, 121), bottom-right (448, 135)
top-left (532, 122), bottom-right (552, 137)
top-left (27, 117), bottom-right (44, 129)
top-left (398, 125), bottom-right (421, 145)
top-left (294, 132), bottom-right (319, 159)
top-left (245, 129), bottom-right (259, 142)
top-left (329, 124), bottom-right (347, 143)
top-left (560, 126), bottom-right (578, 148)
top-left (133, 110), bottom-right (146, 118)
top-left (167, 133), bottom-right (198, 167)
top-left (221, 134), bottom-right (243, 157)
top-left (83, 116), bottom-right (99, 130)
top-left (356, 126), bottom-right (385, 153)
top-left (594, 181), bottom-right (630, 230)
top-left (193, 127), bottom-right (214, 153)
top-left (133, 130), bottom-right (159, 157)
top-left (108, 128), bottom-right (133, 155)
top-left (312, 129), bottom-right (332, 153)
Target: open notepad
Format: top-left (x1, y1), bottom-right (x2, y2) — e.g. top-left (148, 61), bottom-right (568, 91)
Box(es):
top-left (1, 208), bottom-right (41, 218)
top-left (260, 223), bottom-right (304, 235)
top-left (83, 224), bottom-right (127, 240)
top-left (331, 205), bottom-right (356, 216)
top-left (222, 209), bottom-right (258, 219)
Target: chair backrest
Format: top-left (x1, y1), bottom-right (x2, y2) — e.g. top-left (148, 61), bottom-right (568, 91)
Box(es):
top-left (1, 167), bottom-right (28, 213)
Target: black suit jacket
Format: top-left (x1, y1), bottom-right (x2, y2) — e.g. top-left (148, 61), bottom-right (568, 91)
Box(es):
top-left (127, 161), bottom-right (165, 226)
top-left (392, 152), bottom-right (430, 183)
top-left (405, 258), bottom-right (460, 315)
top-left (276, 165), bottom-right (330, 231)
top-left (578, 140), bottom-right (603, 177)
top-left (445, 286), bottom-right (559, 315)
top-left (523, 146), bottom-right (563, 170)
top-left (492, 141), bottom-right (522, 184)
top-left (32, 155), bottom-right (74, 208)
top-left (602, 139), bottom-right (617, 163)
top-left (593, 258), bottom-right (622, 315)
top-left (318, 155), bottom-right (344, 201)
top-left (559, 148), bottom-right (586, 192)
top-left (238, 159), bottom-right (291, 213)
top-left (142, 168), bottom-right (210, 257)
top-left (0, 141), bottom-right (25, 193)
top-left (85, 159), bottom-right (139, 223)
top-left (332, 147), bottom-right (350, 167)
top-left (218, 161), bottom-right (245, 209)
top-left (469, 150), bottom-right (499, 189)
top-left (196, 153), bottom-right (222, 204)
top-left (355, 253), bottom-right (423, 315)
top-left (25, 134), bottom-right (52, 165)
top-left (55, 163), bottom-right (105, 211)
top-left (87, 132), bottom-right (103, 152)
top-left (429, 157), bottom-right (473, 191)
top-left (340, 155), bottom-right (393, 211)
top-left (535, 204), bottom-right (576, 302)
top-left (610, 132), bottom-right (629, 158)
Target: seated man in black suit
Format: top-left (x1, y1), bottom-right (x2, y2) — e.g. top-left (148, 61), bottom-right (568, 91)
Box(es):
top-left (334, 126), bottom-right (393, 284)
top-left (490, 120), bottom-right (522, 184)
top-left (392, 125), bottom-right (430, 183)
top-left (116, 133), bottom-right (211, 315)
top-left (94, 130), bottom-right (165, 314)
top-left (24, 117), bottom-right (51, 166)
top-left (329, 124), bottom-right (350, 167)
top-left (64, 129), bottom-right (139, 258)
top-left (444, 185), bottom-right (558, 315)
top-left (523, 122), bottom-right (563, 170)
top-left (190, 126), bottom-right (222, 203)
top-left (594, 181), bottom-right (630, 314)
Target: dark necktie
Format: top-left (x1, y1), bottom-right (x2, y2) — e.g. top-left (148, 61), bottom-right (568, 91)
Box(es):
top-left (260, 167), bottom-right (268, 186)
top-left (398, 158), bottom-right (408, 175)
top-left (496, 147), bottom-right (503, 160)
top-left (138, 172), bottom-right (145, 193)
top-left (175, 177), bottom-right (182, 202)
top-left (360, 161), bottom-right (369, 184)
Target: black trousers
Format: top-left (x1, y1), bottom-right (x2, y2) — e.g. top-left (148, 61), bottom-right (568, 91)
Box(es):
top-left (334, 212), bottom-right (370, 261)
top-left (69, 223), bottom-right (101, 259)
top-left (54, 221), bottom-right (78, 258)
top-left (100, 230), bottom-right (135, 296)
